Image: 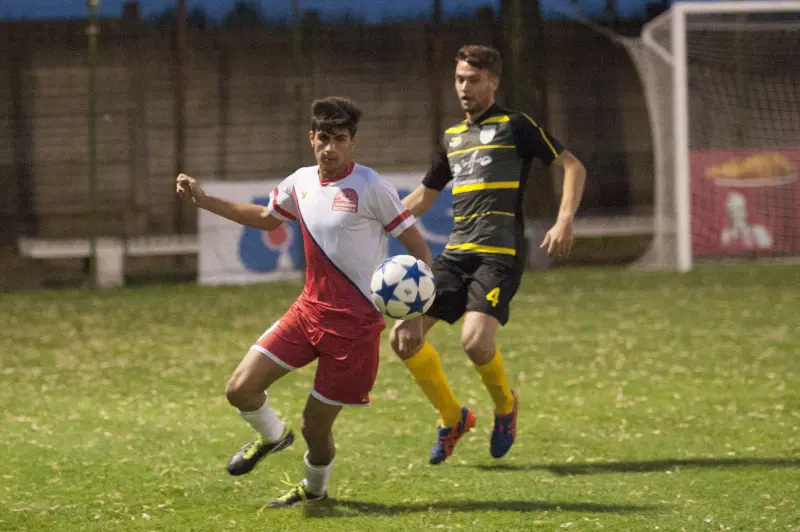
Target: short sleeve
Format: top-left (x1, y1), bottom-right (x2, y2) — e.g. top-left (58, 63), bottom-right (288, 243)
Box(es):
top-left (421, 143), bottom-right (453, 191)
top-left (265, 174), bottom-right (298, 222)
top-left (368, 177), bottom-right (417, 238)
top-left (511, 112), bottom-right (565, 166)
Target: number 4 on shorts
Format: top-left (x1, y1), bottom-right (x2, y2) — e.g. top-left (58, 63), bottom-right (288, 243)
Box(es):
top-left (486, 287), bottom-right (501, 308)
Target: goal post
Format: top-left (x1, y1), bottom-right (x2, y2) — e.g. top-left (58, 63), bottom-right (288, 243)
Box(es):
top-left (634, 1), bottom-right (800, 271)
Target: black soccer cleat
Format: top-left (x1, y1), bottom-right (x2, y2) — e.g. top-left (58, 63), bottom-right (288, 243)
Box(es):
top-left (226, 429), bottom-right (294, 476)
top-left (265, 480), bottom-right (327, 508)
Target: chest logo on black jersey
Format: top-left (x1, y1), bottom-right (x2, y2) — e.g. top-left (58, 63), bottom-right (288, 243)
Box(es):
top-left (449, 136), bottom-right (463, 149)
top-left (332, 188), bottom-right (358, 213)
top-left (451, 151), bottom-right (492, 178)
top-left (479, 125), bottom-right (497, 144)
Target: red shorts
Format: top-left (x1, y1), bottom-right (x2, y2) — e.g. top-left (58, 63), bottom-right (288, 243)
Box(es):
top-left (251, 304), bottom-right (381, 406)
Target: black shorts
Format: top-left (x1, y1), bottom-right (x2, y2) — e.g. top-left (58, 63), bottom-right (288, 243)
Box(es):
top-left (426, 252), bottom-right (524, 326)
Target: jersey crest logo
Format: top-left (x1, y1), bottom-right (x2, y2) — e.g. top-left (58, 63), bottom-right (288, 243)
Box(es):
top-left (449, 136), bottom-right (463, 149)
top-left (301, 191), bottom-right (307, 199)
top-left (332, 188), bottom-right (358, 213)
top-left (479, 125), bottom-right (497, 144)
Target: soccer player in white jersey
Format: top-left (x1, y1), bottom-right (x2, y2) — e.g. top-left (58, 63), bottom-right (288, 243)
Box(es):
top-left (176, 97), bottom-right (432, 508)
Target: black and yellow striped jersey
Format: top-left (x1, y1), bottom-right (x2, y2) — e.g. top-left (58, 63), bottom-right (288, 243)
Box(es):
top-left (422, 103), bottom-right (565, 260)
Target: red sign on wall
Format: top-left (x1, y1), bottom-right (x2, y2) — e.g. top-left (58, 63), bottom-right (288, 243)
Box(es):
top-left (690, 148), bottom-right (800, 257)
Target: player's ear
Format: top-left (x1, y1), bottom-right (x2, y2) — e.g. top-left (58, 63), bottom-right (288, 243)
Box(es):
top-left (489, 74), bottom-right (500, 92)
top-left (308, 130), bottom-right (315, 147)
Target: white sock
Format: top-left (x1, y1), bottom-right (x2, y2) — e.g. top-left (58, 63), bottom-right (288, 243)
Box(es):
top-left (238, 394), bottom-right (285, 442)
top-left (303, 451), bottom-right (334, 496)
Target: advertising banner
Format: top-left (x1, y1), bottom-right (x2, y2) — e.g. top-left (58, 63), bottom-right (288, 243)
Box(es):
top-left (690, 148), bottom-right (800, 257)
top-left (198, 174), bottom-right (453, 285)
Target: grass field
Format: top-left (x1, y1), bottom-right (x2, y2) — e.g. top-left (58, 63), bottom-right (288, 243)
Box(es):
top-left (1, 265), bottom-right (799, 531)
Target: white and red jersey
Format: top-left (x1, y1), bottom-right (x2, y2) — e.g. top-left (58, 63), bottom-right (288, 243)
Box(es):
top-left (265, 161), bottom-right (416, 338)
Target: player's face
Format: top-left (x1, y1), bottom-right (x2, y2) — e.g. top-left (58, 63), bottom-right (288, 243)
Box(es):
top-left (309, 127), bottom-right (356, 177)
top-left (454, 61), bottom-right (498, 117)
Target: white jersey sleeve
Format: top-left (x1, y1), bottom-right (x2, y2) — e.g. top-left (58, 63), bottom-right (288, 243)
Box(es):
top-left (367, 176), bottom-right (416, 238)
top-left (266, 173), bottom-right (298, 222)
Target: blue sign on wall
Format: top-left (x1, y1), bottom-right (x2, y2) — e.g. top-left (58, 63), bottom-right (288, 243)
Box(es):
top-left (238, 196), bottom-right (306, 273)
top-left (237, 187), bottom-right (453, 273)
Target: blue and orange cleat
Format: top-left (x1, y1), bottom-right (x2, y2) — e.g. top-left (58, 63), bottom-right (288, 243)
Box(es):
top-left (429, 407), bottom-right (477, 465)
top-left (490, 390), bottom-right (519, 458)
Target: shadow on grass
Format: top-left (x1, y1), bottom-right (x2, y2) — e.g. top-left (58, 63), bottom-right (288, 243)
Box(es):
top-left (468, 457), bottom-right (800, 476)
top-left (302, 498), bottom-right (652, 518)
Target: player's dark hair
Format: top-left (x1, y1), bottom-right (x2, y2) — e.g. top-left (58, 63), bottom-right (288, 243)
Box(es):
top-left (456, 44), bottom-right (502, 77)
top-left (310, 97), bottom-right (362, 137)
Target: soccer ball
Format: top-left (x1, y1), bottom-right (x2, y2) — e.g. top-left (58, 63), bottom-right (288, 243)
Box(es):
top-left (370, 255), bottom-right (436, 320)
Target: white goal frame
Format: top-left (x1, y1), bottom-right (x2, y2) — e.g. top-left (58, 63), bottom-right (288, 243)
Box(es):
top-left (642, 1), bottom-right (800, 272)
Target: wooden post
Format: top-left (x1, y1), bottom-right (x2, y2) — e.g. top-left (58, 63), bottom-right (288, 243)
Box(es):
top-left (292, 0), bottom-right (305, 168)
top-left (122, 1), bottom-right (149, 233)
top-left (501, 0), bottom-right (557, 221)
top-left (173, 0), bottom-right (187, 233)
top-left (529, 0), bottom-right (548, 128)
top-left (216, 29), bottom-right (230, 180)
top-left (526, 0), bottom-right (557, 220)
top-left (502, 0), bottom-right (522, 109)
top-left (733, 11), bottom-right (747, 148)
top-left (87, 0), bottom-right (99, 286)
top-left (428, 0), bottom-right (443, 151)
top-left (7, 31), bottom-right (36, 243)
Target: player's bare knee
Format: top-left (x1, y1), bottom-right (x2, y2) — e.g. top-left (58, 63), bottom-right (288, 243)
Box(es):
top-left (224, 377), bottom-right (244, 408)
top-left (461, 334), bottom-right (495, 365)
top-left (225, 374), bottom-right (257, 409)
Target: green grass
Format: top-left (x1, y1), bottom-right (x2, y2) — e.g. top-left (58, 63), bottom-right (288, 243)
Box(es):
top-left (1, 265), bottom-right (799, 531)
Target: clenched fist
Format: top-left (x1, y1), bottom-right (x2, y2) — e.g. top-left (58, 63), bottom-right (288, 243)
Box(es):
top-left (176, 173), bottom-right (206, 206)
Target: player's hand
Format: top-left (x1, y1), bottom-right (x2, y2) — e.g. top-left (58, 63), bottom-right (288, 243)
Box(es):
top-left (176, 173), bottom-right (206, 206)
top-left (540, 217), bottom-right (574, 258)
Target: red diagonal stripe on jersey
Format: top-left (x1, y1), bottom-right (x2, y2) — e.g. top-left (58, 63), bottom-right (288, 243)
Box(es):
top-left (272, 187), bottom-right (296, 221)
top-left (291, 189), bottom-right (383, 339)
top-left (384, 210), bottom-right (412, 232)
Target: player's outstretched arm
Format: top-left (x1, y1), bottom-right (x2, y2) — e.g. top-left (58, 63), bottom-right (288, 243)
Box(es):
top-left (402, 185), bottom-right (440, 218)
top-left (540, 151), bottom-right (586, 257)
top-left (397, 225), bottom-right (433, 267)
top-left (175, 173), bottom-right (282, 231)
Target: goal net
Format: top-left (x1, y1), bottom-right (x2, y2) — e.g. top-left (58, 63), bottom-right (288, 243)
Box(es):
top-left (631, 1), bottom-right (800, 271)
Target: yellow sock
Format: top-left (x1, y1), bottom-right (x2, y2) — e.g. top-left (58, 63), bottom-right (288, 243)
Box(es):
top-left (403, 342), bottom-right (463, 427)
top-left (475, 350), bottom-right (515, 415)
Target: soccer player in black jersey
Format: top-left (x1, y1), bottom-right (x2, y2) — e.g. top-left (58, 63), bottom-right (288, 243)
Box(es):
top-left (390, 45), bottom-right (586, 464)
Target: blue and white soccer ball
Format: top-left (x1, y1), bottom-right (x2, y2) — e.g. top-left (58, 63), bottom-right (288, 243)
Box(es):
top-left (370, 255), bottom-right (436, 320)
